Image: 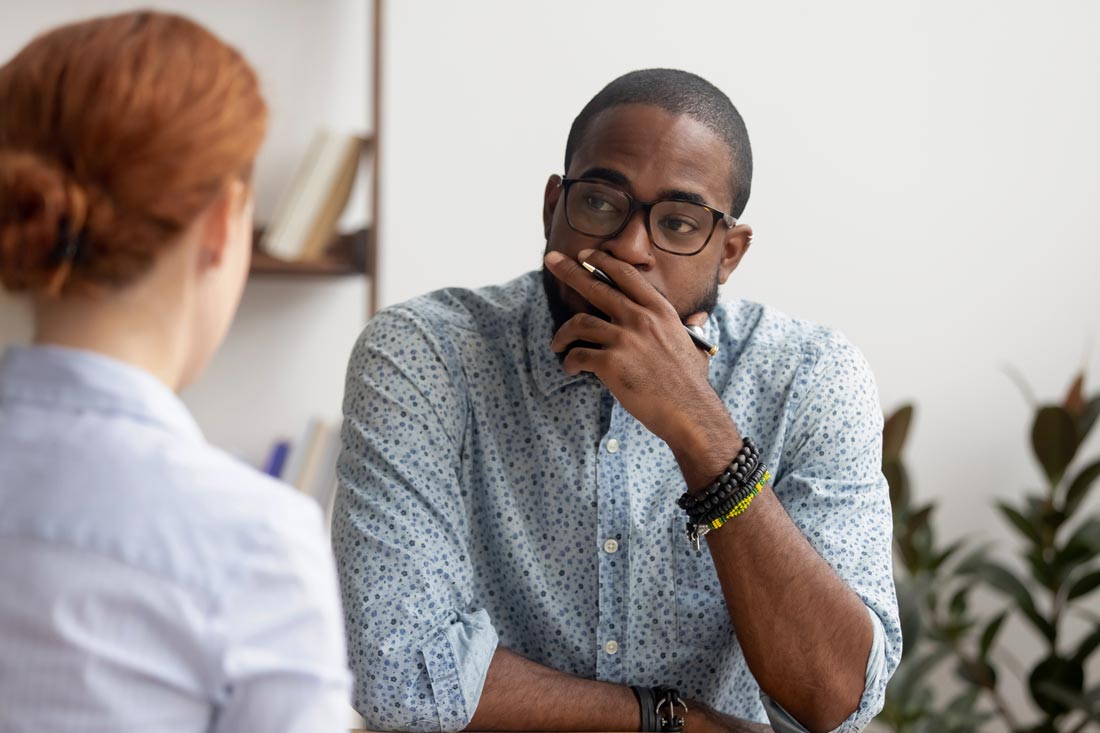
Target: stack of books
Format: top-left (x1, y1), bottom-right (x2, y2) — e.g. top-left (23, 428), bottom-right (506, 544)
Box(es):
top-left (259, 130), bottom-right (366, 263)
top-left (262, 418), bottom-right (343, 524)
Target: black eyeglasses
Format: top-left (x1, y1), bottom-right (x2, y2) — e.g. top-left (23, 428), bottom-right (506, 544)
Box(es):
top-left (560, 177), bottom-right (736, 256)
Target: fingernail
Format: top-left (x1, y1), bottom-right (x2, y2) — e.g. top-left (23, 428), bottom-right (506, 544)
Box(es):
top-left (578, 248), bottom-right (596, 261)
top-left (544, 251), bottom-right (564, 264)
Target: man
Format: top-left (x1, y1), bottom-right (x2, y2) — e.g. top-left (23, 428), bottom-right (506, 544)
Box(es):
top-left (333, 69), bottom-right (901, 733)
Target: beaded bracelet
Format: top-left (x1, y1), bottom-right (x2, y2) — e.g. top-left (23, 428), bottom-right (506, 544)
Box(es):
top-left (690, 464), bottom-right (767, 525)
top-left (680, 439), bottom-right (771, 550)
top-left (676, 438), bottom-right (759, 514)
top-left (685, 469), bottom-right (770, 550)
top-left (683, 462), bottom-right (758, 521)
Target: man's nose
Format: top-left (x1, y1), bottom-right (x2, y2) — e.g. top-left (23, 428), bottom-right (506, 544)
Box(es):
top-left (601, 209), bottom-right (654, 269)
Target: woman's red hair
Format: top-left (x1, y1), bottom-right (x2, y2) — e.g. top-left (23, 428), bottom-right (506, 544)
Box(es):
top-left (0, 11), bottom-right (267, 296)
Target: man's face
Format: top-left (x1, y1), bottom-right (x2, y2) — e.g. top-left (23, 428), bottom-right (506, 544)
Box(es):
top-left (542, 103), bottom-right (750, 330)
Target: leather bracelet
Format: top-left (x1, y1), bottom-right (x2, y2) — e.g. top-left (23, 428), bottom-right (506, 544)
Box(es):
top-left (632, 685), bottom-right (659, 732)
top-left (653, 686), bottom-right (687, 733)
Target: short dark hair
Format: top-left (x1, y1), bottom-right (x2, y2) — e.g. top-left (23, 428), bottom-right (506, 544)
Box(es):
top-left (564, 68), bottom-right (752, 218)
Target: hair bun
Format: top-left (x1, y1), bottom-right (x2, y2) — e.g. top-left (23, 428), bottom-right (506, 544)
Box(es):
top-left (0, 149), bottom-right (104, 293)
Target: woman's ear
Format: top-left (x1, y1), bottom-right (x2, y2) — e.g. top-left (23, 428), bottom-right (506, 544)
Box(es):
top-left (197, 180), bottom-right (247, 268)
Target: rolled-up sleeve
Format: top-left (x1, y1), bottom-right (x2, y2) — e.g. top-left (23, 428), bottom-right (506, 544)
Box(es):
top-left (332, 308), bottom-right (498, 732)
top-left (767, 335), bottom-right (903, 732)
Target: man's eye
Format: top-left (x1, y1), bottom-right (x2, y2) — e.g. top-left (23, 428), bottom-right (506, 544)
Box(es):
top-left (662, 216), bottom-right (700, 234)
top-left (584, 196), bottom-right (618, 213)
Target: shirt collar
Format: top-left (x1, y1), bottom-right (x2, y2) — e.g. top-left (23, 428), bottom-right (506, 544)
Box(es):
top-left (0, 344), bottom-right (204, 443)
top-left (525, 276), bottom-right (589, 396)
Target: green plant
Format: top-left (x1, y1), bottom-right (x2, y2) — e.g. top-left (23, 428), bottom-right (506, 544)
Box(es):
top-left (877, 403), bottom-right (994, 733)
top-left (876, 372), bottom-right (1100, 733)
top-left (973, 372), bottom-right (1100, 732)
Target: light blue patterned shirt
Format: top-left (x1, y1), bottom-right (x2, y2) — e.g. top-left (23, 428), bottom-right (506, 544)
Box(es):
top-left (333, 271), bottom-right (901, 732)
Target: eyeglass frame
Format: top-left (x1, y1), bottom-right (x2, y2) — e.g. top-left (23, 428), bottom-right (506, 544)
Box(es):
top-left (559, 176), bottom-right (738, 257)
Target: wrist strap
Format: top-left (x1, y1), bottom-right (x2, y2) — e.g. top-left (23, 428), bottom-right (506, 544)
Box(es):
top-left (653, 686), bottom-right (687, 733)
top-left (632, 685), bottom-right (659, 732)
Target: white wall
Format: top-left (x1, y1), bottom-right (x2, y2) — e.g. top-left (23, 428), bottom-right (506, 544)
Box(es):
top-left (0, 0), bottom-right (371, 465)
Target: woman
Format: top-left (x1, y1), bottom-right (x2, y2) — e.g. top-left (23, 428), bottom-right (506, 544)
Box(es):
top-left (0, 12), bottom-right (350, 731)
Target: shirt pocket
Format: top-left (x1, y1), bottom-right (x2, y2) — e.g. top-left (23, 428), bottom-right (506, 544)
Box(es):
top-left (670, 514), bottom-right (735, 649)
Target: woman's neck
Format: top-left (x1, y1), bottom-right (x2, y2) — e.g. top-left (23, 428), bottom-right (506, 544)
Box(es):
top-left (33, 280), bottom-right (192, 392)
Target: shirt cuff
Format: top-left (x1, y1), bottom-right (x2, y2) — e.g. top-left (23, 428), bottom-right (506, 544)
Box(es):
top-left (759, 605), bottom-right (887, 733)
top-left (420, 608), bottom-right (499, 731)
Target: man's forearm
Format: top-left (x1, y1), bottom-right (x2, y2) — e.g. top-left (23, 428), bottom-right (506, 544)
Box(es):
top-left (466, 647), bottom-right (771, 733)
top-left (465, 647), bottom-right (639, 732)
top-left (668, 412), bottom-right (872, 733)
top-left (707, 491), bottom-right (872, 731)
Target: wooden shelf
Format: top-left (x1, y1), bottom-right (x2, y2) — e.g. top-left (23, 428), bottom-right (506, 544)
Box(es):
top-left (249, 227), bottom-right (372, 278)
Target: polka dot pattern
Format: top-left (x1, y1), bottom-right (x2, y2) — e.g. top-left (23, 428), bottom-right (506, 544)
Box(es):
top-left (332, 271), bottom-right (901, 732)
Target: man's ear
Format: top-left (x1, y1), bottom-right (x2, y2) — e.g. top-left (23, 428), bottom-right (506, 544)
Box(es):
top-left (543, 174), bottom-right (563, 240)
top-left (717, 223), bottom-right (753, 284)
top-left (198, 180), bottom-right (246, 268)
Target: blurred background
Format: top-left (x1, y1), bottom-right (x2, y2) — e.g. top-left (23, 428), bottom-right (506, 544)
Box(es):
top-left (1, 1), bottom-right (1098, 729)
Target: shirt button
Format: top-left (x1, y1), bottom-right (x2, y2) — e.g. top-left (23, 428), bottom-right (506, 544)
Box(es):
top-left (603, 539), bottom-right (619, 554)
top-left (604, 640), bottom-right (619, 655)
top-left (606, 438), bottom-right (620, 453)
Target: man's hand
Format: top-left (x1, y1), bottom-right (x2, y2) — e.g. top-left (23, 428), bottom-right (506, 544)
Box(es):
top-left (544, 248), bottom-right (729, 454)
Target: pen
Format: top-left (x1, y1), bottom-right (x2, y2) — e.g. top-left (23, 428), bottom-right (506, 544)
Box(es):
top-left (580, 260), bottom-right (719, 357)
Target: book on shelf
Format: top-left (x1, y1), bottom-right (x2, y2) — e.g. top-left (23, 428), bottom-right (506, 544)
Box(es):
top-left (263, 418), bottom-right (343, 524)
top-left (262, 440), bottom-right (290, 478)
top-left (260, 130), bottom-right (366, 262)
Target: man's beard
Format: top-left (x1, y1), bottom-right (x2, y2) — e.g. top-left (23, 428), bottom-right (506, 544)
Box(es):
top-left (540, 262), bottom-right (720, 354)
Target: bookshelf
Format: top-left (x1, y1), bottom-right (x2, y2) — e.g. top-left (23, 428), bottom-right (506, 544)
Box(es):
top-left (249, 227), bottom-right (372, 277)
top-left (248, 0), bottom-right (383, 318)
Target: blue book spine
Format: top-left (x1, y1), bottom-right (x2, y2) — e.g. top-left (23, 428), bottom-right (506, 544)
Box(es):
top-left (264, 440), bottom-right (291, 478)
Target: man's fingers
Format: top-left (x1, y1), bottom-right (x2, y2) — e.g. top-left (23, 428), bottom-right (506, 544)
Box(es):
top-left (544, 251), bottom-right (632, 319)
top-left (577, 248), bottom-right (671, 314)
top-left (684, 311), bottom-right (709, 329)
top-left (560, 346), bottom-right (606, 377)
top-left (551, 313), bottom-right (618, 353)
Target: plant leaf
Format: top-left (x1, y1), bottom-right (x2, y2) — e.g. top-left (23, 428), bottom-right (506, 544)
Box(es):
top-left (956, 657), bottom-right (996, 688)
top-left (1032, 405), bottom-right (1079, 485)
top-left (883, 405), bottom-right (914, 461)
top-left (1065, 517), bottom-right (1100, 555)
top-left (891, 646), bottom-right (951, 705)
top-left (1073, 625), bottom-right (1100, 666)
top-left (955, 546), bottom-right (990, 575)
top-left (1034, 682), bottom-right (1100, 721)
top-left (932, 538), bottom-right (965, 572)
top-left (895, 579), bottom-right (924, 652)
top-left (1066, 459), bottom-right (1100, 516)
top-left (973, 561), bottom-right (1056, 641)
top-left (1029, 655), bottom-right (1085, 716)
top-left (1080, 395), bottom-right (1100, 444)
top-left (908, 504), bottom-right (934, 535)
top-left (979, 611), bottom-right (1008, 660)
top-left (997, 501), bottom-right (1042, 545)
top-left (1065, 372), bottom-right (1086, 417)
top-left (883, 459), bottom-right (909, 514)
top-left (948, 586), bottom-right (969, 617)
top-left (1068, 569), bottom-right (1100, 601)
